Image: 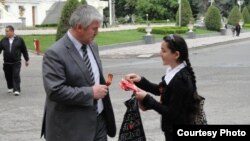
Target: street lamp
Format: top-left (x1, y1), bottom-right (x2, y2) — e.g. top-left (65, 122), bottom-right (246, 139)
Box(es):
top-left (178, 0), bottom-right (181, 27)
top-left (109, 0), bottom-right (112, 25)
top-left (208, 0), bottom-right (214, 6)
top-left (237, 0), bottom-right (244, 12)
top-left (145, 14), bottom-right (151, 35)
top-left (108, 0), bottom-right (116, 26)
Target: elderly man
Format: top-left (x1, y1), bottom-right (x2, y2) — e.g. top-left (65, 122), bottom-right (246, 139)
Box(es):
top-left (41, 5), bottom-right (116, 141)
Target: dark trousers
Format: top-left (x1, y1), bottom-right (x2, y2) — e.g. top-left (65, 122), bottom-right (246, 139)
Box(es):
top-left (165, 132), bottom-right (173, 141)
top-left (102, 22), bottom-right (108, 28)
top-left (236, 30), bottom-right (240, 36)
top-left (94, 112), bottom-right (107, 141)
top-left (3, 62), bottom-right (21, 92)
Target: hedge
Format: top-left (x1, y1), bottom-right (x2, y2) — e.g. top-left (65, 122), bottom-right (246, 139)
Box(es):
top-left (35, 24), bottom-right (58, 27)
top-left (137, 27), bottom-right (189, 35)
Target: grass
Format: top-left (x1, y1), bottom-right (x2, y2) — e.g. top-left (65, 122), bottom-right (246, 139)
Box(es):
top-left (0, 28), bottom-right (220, 53)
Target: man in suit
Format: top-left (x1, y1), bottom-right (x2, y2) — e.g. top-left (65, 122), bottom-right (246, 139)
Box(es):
top-left (41, 5), bottom-right (116, 141)
top-left (0, 25), bottom-right (29, 96)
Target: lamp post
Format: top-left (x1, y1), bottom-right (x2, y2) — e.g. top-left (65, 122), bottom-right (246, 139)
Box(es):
top-left (178, 0), bottom-right (181, 27)
top-left (146, 14), bottom-right (149, 25)
top-left (209, 0), bottom-right (214, 6)
top-left (109, 0), bottom-right (112, 25)
top-left (237, 0), bottom-right (244, 12)
top-left (143, 13), bottom-right (154, 44)
top-left (145, 14), bottom-right (152, 35)
top-left (112, 0), bottom-right (116, 25)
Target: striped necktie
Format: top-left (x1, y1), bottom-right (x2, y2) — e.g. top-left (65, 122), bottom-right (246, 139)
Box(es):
top-left (82, 45), bottom-right (98, 111)
top-left (82, 45), bottom-right (95, 85)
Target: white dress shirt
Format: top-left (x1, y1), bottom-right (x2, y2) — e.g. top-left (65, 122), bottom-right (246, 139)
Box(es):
top-left (9, 36), bottom-right (15, 52)
top-left (164, 62), bottom-right (186, 85)
top-left (67, 31), bottom-right (104, 114)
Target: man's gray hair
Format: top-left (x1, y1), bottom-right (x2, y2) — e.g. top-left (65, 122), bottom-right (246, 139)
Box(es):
top-left (69, 5), bottom-right (103, 28)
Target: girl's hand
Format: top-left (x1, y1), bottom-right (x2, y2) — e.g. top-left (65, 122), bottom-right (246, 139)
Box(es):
top-left (124, 73), bottom-right (141, 83)
top-left (134, 88), bottom-right (147, 101)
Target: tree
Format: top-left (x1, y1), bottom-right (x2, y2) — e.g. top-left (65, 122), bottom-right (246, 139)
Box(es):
top-left (242, 6), bottom-right (250, 24)
top-left (213, 0), bottom-right (235, 18)
top-left (228, 6), bottom-right (242, 26)
top-left (176, 0), bottom-right (194, 26)
top-left (205, 5), bottom-right (222, 31)
top-left (188, 0), bottom-right (209, 19)
top-left (80, 0), bottom-right (87, 4)
top-left (56, 0), bottom-right (79, 41)
top-left (136, 0), bottom-right (167, 20)
top-left (115, 0), bottom-right (178, 22)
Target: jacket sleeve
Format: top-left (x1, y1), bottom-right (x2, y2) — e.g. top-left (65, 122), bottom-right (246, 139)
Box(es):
top-left (142, 77), bottom-right (193, 121)
top-left (135, 77), bottom-right (160, 96)
top-left (20, 37), bottom-right (29, 61)
top-left (0, 39), bottom-right (3, 54)
top-left (42, 49), bottom-right (94, 107)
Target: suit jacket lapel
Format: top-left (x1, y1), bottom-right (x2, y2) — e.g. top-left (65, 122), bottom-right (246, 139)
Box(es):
top-left (63, 35), bottom-right (93, 85)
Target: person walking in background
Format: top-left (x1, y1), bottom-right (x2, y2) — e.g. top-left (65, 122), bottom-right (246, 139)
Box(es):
top-left (41, 5), bottom-right (116, 141)
top-left (235, 22), bottom-right (241, 36)
top-left (0, 25), bottom-right (29, 96)
top-left (124, 34), bottom-right (204, 141)
top-left (231, 27), bottom-right (236, 37)
top-left (103, 15), bottom-right (108, 28)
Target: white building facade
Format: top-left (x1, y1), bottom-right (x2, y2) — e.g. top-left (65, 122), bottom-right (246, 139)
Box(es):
top-left (1, 0), bottom-right (108, 27)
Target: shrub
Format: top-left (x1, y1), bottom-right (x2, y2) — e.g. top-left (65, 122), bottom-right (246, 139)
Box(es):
top-left (205, 5), bottom-right (222, 31)
top-left (80, 0), bottom-right (87, 4)
top-left (56, 0), bottom-right (79, 41)
top-left (35, 24), bottom-right (58, 27)
top-left (137, 27), bottom-right (189, 35)
top-left (176, 0), bottom-right (194, 26)
top-left (228, 6), bottom-right (242, 26)
top-left (242, 7), bottom-right (250, 24)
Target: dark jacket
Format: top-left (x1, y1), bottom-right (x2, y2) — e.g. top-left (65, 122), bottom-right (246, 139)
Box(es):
top-left (0, 36), bottom-right (29, 63)
top-left (135, 67), bottom-right (196, 132)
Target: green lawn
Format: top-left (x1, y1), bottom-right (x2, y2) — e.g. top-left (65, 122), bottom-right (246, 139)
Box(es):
top-left (96, 30), bottom-right (158, 46)
top-left (0, 28), bottom-right (219, 53)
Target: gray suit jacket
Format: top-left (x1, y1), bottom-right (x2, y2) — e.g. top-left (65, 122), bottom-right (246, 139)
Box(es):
top-left (41, 34), bottom-right (116, 141)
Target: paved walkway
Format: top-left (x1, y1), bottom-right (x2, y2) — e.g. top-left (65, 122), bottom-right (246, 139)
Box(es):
top-left (99, 31), bottom-right (250, 58)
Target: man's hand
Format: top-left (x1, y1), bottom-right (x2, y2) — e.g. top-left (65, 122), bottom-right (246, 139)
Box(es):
top-left (92, 85), bottom-right (108, 100)
top-left (25, 61), bottom-right (29, 67)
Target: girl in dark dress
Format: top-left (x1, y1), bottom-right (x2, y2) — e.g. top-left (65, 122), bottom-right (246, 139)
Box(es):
top-left (124, 34), bottom-right (203, 141)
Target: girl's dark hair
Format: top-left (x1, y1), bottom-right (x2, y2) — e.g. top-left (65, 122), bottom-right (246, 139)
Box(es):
top-left (163, 34), bottom-right (196, 90)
